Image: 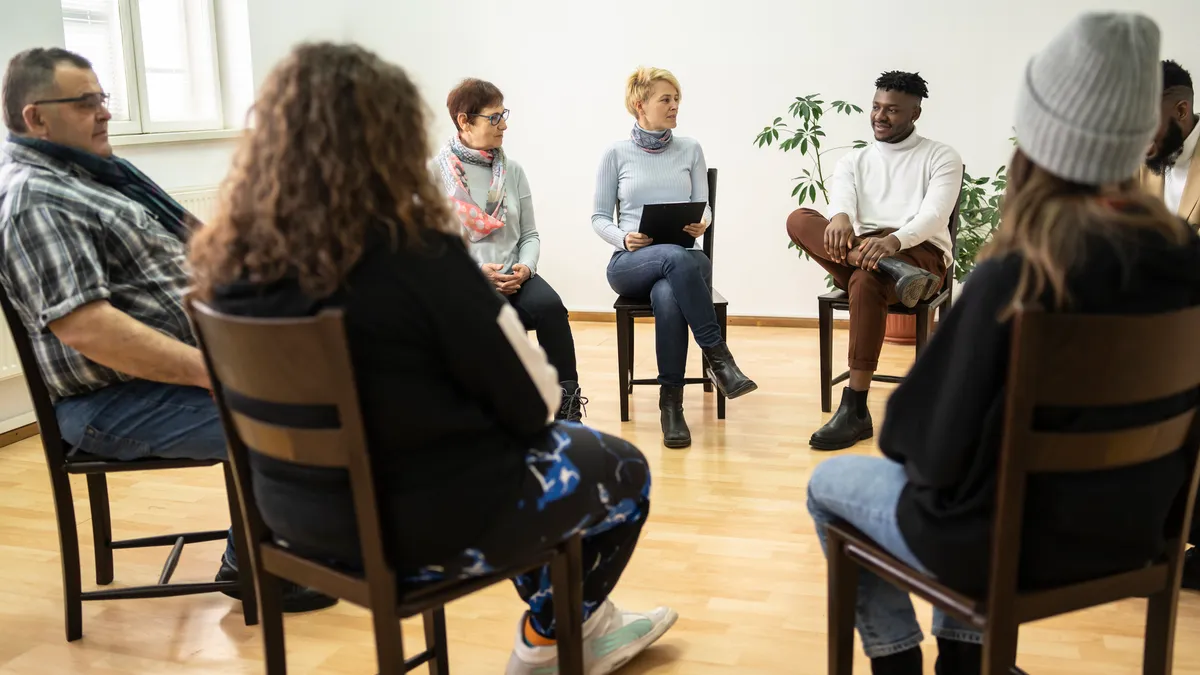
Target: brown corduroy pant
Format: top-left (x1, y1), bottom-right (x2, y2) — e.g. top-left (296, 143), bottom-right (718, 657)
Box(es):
top-left (785, 208), bottom-right (947, 372)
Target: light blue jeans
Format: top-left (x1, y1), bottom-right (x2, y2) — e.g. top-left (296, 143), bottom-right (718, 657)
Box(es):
top-left (56, 380), bottom-right (237, 567)
top-left (807, 455), bottom-right (982, 658)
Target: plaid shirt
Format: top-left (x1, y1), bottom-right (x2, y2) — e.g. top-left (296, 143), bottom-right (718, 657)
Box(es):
top-left (0, 141), bottom-right (194, 401)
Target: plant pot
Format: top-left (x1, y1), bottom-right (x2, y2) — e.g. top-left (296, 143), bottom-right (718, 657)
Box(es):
top-left (884, 314), bottom-right (916, 345)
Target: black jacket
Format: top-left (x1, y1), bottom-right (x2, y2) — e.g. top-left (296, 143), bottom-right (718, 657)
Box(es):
top-left (884, 225), bottom-right (1200, 595)
top-left (211, 230), bottom-right (554, 568)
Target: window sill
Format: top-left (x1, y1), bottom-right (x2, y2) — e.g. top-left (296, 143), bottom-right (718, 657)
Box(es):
top-left (109, 128), bottom-right (244, 147)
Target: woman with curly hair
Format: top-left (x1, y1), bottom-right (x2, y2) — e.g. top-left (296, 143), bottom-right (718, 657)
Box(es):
top-left (189, 43), bottom-right (676, 674)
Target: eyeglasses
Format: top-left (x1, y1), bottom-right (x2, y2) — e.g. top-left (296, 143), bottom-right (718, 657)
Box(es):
top-left (469, 109), bottom-right (510, 126)
top-left (32, 92), bottom-right (111, 112)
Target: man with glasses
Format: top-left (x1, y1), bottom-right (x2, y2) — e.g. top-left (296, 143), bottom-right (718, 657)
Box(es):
top-left (0, 47), bottom-right (334, 612)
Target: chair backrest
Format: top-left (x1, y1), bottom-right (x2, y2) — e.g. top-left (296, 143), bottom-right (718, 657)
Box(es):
top-left (703, 167), bottom-right (717, 263)
top-left (987, 307), bottom-right (1200, 612)
top-left (186, 297), bottom-right (395, 596)
top-left (0, 286), bottom-right (69, 464)
top-left (942, 170), bottom-right (965, 306)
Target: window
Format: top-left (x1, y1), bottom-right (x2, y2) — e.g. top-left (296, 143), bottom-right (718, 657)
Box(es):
top-left (61, 0), bottom-right (224, 135)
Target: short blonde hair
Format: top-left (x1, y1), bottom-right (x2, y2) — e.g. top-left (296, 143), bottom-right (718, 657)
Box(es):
top-left (625, 67), bottom-right (681, 118)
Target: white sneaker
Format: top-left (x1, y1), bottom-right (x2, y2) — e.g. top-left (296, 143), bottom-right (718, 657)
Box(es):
top-left (504, 600), bottom-right (678, 675)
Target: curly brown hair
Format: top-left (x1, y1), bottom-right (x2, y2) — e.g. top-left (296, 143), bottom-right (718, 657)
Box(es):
top-left (189, 42), bottom-right (454, 300)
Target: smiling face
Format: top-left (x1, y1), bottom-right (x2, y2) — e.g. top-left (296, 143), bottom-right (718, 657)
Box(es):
top-left (456, 100), bottom-right (506, 151)
top-left (870, 88), bottom-right (921, 143)
top-left (24, 65), bottom-right (112, 157)
top-left (636, 80), bottom-right (679, 131)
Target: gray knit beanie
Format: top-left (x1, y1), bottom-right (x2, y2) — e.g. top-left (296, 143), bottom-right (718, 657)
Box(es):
top-left (1014, 12), bottom-right (1161, 185)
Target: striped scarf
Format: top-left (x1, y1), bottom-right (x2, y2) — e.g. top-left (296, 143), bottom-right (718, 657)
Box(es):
top-left (435, 135), bottom-right (508, 242)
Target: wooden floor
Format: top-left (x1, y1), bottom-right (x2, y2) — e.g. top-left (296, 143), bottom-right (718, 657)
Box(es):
top-left (1, 322), bottom-right (1199, 675)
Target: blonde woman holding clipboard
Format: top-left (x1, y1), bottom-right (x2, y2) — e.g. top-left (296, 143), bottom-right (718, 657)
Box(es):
top-left (592, 66), bottom-right (756, 449)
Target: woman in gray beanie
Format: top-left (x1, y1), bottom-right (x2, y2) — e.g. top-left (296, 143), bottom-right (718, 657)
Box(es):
top-left (806, 12), bottom-right (1200, 675)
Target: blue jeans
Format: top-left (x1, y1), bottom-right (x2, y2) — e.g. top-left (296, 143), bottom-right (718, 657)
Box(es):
top-left (607, 245), bottom-right (721, 386)
top-left (807, 455), bottom-right (982, 658)
top-left (55, 380), bottom-right (237, 567)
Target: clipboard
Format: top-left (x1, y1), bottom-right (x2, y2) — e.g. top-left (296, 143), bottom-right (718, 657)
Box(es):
top-left (637, 201), bottom-right (707, 249)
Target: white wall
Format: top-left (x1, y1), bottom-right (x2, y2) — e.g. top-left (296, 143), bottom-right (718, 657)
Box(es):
top-left (244, 0), bottom-right (1200, 317)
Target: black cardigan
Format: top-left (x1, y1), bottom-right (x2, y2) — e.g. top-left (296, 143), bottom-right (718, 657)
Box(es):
top-left (210, 230), bottom-right (552, 568)
top-left (884, 225), bottom-right (1200, 595)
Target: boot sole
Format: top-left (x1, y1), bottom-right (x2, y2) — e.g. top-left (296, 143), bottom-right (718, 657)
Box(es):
top-left (809, 428), bottom-right (874, 451)
top-left (663, 437), bottom-right (692, 449)
top-left (715, 379), bottom-right (758, 399)
top-left (894, 273), bottom-right (942, 308)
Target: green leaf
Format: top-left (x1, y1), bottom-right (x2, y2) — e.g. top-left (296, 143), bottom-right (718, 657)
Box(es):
top-left (809, 185), bottom-right (817, 203)
top-left (791, 183), bottom-right (804, 197)
top-left (773, 116), bottom-right (782, 125)
top-left (800, 138), bottom-right (808, 154)
top-left (852, 104), bottom-right (863, 113)
top-left (797, 188), bottom-right (808, 205)
top-left (812, 136), bottom-right (821, 150)
top-left (853, 140), bottom-right (868, 149)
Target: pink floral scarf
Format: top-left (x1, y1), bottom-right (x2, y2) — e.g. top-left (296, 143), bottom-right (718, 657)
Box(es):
top-left (435, 135), bottom-right (508, 242)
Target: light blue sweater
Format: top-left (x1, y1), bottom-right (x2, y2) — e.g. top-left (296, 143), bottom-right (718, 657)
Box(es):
top-left (456, 158), bottom-right (540, 275)
top-left (591, 132), bottom-right (712, 251)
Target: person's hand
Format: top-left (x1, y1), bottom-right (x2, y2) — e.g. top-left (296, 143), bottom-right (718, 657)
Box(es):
top-left (824, 217), bottom-right (856, 263)
top-left (511, 264), bottom-right (532, 283)
top-left (856, 234), bottom-right (902, 271)
top-left (482, 263), bottom-right (520, 294)
top-left (498, 264), bottom-right (530, 295)
top-left (625, 232), bottom-right (653, 251)
top-left (682, 220), bottom-right (709, 239)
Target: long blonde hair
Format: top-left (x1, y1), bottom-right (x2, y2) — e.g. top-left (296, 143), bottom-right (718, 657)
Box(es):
top-left (978, 148), bottom-right (1190, 318)
top-left (189, 43), bottom-right (455, 300)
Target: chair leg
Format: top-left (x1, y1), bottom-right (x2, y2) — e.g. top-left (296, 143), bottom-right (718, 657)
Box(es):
top-left (423, 607), bottom-right (451, 675)
top-left (716, 303), bottom-right (727, 420)
top-left (260, 571), bottom-right (289, 675)
top-left (826, 527), bottom-right (857, 675)
top-left (981, 622), bottom-right (1019, 675)
top-left (819, 301), bottom-right (834, 414)
top-left (1143, 585), bottom-right (1178, 675)
top-left (616, 310), bottom-right (631, 423)
top-left (222, 463), bottom-right (258, 626)
top-left (373, 606), bottom-right (406, 674)
top-left (551, 535), bottom-right (585, 675)
top-left (915, 306), bottom-right (931, 355)
top-left (85, 474), bottom-right (114, 586)
top-left (49, 467), bottom-right (83, 641)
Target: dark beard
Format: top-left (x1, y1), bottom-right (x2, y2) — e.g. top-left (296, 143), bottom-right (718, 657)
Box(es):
top-left (1146, 119), bottom-right (1186, 176)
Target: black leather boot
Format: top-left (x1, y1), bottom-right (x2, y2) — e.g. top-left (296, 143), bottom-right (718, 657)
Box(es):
top-left (871, 646), bottom-right (922, 675)
top-left (556, 381), bottom-right (587, 422)
top-left (810, 387), bottom-right (873, 451)
top-left (217, 559), bottom-right (339, 613)
top-left (701, 343), bottom-right (758, 399)
top-left (659, 385), bottom-right (691, 449)
top-left (876, 257), bottom-right (942, 307)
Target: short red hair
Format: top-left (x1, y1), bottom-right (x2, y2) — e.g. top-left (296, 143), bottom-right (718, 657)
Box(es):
top-left (446, 78), bottom-right (504, 130)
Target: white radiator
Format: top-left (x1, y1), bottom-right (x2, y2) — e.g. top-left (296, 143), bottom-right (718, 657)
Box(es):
top-left (172, 186), bottom-right (221, 224)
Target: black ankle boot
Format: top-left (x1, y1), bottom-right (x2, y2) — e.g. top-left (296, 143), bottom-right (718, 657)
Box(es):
top-left (556, 381), bottom-right (587, 422)
top-left (875, 257), bottom-right (942, 308)
top-left (217, 559), bottom-right (338, 613)
top-left (934, 637), bottom-right (981, 675)
top-left (871, 646), bottom-right (922, 675)
top-left (659, 385), bottom-right (691, 448)
top-left (701, 343), bottom-right (757, 399)
top-left (810, 387), bottom-right (873, 451)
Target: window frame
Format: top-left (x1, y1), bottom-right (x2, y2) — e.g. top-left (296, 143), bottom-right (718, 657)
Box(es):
top-left (64, 0), bottom-right (227, 136)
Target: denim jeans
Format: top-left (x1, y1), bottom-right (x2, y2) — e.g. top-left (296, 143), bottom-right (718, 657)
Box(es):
top-left (606, 245), bottom-right (721, 386)
top-left (55, 380), bottom-right (237, 567)
top-left (807, 455), bottom-right (982, 658)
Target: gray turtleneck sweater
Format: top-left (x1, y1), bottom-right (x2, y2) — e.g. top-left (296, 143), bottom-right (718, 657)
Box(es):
top-left (591, 128), bottom-right (712, 252)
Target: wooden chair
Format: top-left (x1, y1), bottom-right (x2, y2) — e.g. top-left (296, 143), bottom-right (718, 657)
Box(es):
top-left (187, 298), bottom-right (586, 675)
top-left (0, 289), bottom-right (257, 642)
top-left (817, 185), bottom-right (963, 412)
top-left (614, 167), bottom-right (728, 422)
top-left (824, 307), bottom-right (1200, 675)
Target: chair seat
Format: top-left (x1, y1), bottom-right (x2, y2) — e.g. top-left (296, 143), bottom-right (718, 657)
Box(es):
top-left (818, 287), bottom-right (950, 315)
top-left (614, 287), bottom-right (728, 311)
top-left (63, 449), bottom-right (223, 474)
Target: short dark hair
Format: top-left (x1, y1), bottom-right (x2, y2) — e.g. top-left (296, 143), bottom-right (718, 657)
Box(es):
top-left (446, 78), bottom-right (503, 130)
top-left (3, 47), bottom-right (92, 133)
top-left (874, 71), bottom-right (929, 100)
top-left (1163, 59), bottom-right (1193, 104)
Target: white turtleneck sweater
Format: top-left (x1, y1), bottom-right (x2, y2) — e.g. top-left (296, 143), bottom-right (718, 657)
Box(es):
top-left (826, 132), bottom-right (963, 265)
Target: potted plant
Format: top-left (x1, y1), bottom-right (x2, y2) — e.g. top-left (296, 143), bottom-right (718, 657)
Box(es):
top-left (754, 95), bottom-right (1009, 341)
